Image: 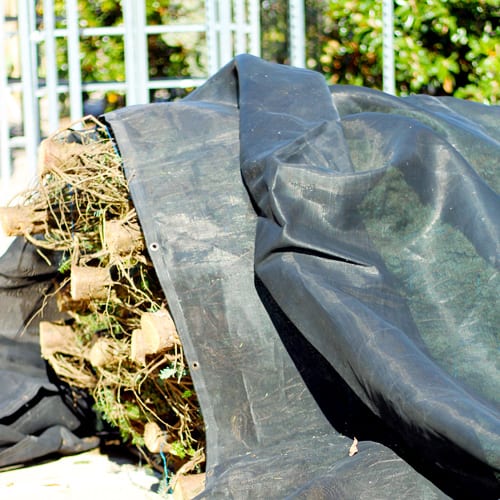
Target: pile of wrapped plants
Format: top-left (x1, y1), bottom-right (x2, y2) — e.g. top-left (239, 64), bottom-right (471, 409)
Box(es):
top-left (0, 117), bottom-right (205, 487)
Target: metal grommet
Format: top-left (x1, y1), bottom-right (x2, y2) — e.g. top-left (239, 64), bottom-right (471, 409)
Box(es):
top-left (192, 361), bottom-right (200, 370)
top-left (150, 242), bottom-right (159, 252)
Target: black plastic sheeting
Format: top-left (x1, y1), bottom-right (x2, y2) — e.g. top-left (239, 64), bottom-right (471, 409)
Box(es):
top-left (103, 55), bottom-right (499, 498)
top-left (0, 238), bottom-right (98, 468)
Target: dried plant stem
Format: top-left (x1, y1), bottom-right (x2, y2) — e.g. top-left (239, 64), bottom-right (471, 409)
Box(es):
top-left (2, 116), bottom-right (205, 477)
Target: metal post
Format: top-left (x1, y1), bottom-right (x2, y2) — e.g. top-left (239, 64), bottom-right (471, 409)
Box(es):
top-left (248, 0), bottom-right (260, 56)
top-left (289, 0), bottom-right (305, 68)
top-left (234, 0), bottom-right (246, 55)
top-left (66, 0), bottom-right (83, 120)
top-left (43, 0), bottom-right (59, 131)
top-left (205, 0), bottom-right (219, 74)
top-left (18, 0), bottom-right (39, 178)
top-left (123, 0), bottom-right (148, 105)
top-left (382, 0), bottom-right (395, 95)
top-left (218, 0), bottom-right (232, 67)
top-left (0, 0), bottom-right (12, 187)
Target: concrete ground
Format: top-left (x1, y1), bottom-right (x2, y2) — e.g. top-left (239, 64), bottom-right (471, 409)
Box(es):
top-left (0, 448), bottom-right (164, 500)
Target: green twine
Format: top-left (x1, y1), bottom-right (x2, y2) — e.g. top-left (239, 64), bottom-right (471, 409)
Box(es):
top-left (160, 447), bottom-right (173, 495)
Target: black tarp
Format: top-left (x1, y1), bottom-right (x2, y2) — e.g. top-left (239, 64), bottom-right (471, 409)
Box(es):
top-left (104, 55), bottom-right (499, 498)
top-left (0, 55), bottom-right (498, 497)
top-left (0, 238), bottom-right (98, 468)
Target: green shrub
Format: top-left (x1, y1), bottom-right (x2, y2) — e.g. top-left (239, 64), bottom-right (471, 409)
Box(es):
top-left (262, 0), bottom-right (500, 103)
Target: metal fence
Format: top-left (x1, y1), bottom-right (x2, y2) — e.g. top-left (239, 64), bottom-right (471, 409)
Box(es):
top-left (1, 0), bottom-right (394, 199)
top-left (0, 0), bottom-right (278, 192)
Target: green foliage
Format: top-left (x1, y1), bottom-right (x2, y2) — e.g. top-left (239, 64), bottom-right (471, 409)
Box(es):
top-left (45, 0), bottom-right (204, 111)
top-left (159, 362), bottom-right (186, 381)
top-left (262, 0), bottom-right (500, 103)
top-left (93, 387), bottom-right (146, 446)
top-left (40, 0), bottom-right (498, 106)
top-left (159, 366), bottom-right (177, 380)
top-left (170, 440), bottom-right (195, 459)
top-left (261, 0), bottom-right (290, 64)
top-left (311, 0), bottom-right (383, 87)
top-left (182, 389), bottom-right (193, 399)
top-left (393, 0), bottom-right (499, 102)
top-left (57, 255), bottom-right (71, 274)
top-left (359, 166), bottom-right (500, 404)
top-left (73, 311), bottom-right (112, 342)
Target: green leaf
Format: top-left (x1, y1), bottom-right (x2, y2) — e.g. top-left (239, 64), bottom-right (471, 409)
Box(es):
top-left (159, 367), bottom-right (177, 380)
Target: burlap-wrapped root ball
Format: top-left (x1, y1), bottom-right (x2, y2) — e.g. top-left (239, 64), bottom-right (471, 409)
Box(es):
top-left (1, 116), bottom-right (206, 486)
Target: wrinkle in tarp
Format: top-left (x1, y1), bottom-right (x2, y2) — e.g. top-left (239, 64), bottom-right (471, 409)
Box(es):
top-left (105, 55), bottom-right (499, 498)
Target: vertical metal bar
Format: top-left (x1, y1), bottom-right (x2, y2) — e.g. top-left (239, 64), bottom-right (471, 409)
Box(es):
top-left (123, 0), bottom-right (135, 104)
top-left (43, 0), bottom-right (59, 131)
top-left (234, 0), bottom-right (246, 54)
top-left (382, 0), bottom-right (395, 95)
top-left (123, 0), bottom-right (148, 105)
top-left (219, 0), bottom-right (232, 67)
top-left (205, 0), bottom-right (219, 74)
top-left (0, 0), bottom-right (12, 188)
top-left (289, 0), bottom-right (305, 68)
top-left (134, 0), bottom-right (148, 103)
top-left (248, 0), bottom-right (260, 56)
top-left (66, 0), bottom-right (83, 120)
top-left (18, 0), bottom-right (39, 177)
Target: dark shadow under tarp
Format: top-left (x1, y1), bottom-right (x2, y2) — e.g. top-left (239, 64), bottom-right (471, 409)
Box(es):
top-left (0, 55), bottom-right (498, 498)
top-left (104, 56), bottom-right (499, 498)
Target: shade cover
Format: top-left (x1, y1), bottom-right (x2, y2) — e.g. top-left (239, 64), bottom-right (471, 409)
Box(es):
top-left (104, 56), bottom-right (499, 498)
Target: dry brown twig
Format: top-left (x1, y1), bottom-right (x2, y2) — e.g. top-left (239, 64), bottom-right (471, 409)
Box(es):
top-left (1, 116), bottom-right (205, 480)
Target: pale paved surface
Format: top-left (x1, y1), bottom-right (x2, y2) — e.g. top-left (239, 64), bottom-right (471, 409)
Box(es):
top-left (0, 448), bottom-right (164, 499)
